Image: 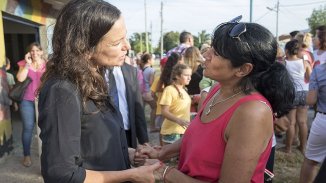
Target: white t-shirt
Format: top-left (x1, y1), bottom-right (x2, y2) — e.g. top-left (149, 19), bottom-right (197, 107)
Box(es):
top-left (313, 50), bottom-right (326, 66)
top-left (285, 59), bottom-right (309, 91)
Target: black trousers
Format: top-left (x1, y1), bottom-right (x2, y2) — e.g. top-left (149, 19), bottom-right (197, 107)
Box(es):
top-left (314, 157), bottom-right (326, 183)
top-left (125, 130), bottom-right (132, 147)
top-left (265, 146), bottom-right (275, 183)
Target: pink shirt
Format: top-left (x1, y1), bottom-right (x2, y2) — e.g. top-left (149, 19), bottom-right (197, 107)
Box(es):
top-left (17, 60), bottom-right (46, 101)
top-left (178, 85), bottom-right (272, 183)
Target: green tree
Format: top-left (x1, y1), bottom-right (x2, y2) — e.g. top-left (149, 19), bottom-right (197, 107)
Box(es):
top-left (156, 31), bottom-right (180, 54)
top-left (198, 30), bottom-right (211, 44)
top-left (193, 35), bottom-right (200, 48)
top-left (308, 5), bottom-right (326, 35)
top-left (130, 32), bottom-right (153, 53)
top-left (193, 30), bottom-right (211, 48)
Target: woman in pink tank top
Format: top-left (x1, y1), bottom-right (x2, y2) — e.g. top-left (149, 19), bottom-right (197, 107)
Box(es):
top-left (16, 42), bottom-right (46, 167)
top-left (140, 15), bottom-right (296, 183)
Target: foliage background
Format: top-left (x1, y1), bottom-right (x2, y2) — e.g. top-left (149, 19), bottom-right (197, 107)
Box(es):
top-left (308, 5), bottom-right (326, 35)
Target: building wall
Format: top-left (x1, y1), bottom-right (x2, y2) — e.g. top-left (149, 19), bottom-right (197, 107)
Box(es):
top-left (0, 0), bottom-right (58, 158)
top-left (0, 0), bottom-right (58, 66)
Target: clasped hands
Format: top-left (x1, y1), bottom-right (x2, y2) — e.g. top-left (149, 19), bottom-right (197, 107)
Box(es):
top-left (129, 144), bottom-right (170, 181)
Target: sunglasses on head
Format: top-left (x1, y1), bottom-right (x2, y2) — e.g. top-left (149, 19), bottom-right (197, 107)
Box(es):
top-left (215, 15), bottom-right (246, 40)
top-left (215, 15), bottom-right (242, 29)
top-left (215, 15), bottom-right (254, 61)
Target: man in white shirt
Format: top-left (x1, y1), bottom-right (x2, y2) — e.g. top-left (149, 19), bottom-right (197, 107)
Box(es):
top-left (106, 63), bottom-right (149, 148)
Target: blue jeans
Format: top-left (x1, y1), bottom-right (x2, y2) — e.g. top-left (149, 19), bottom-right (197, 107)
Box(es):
top-left (20, 100), bottom-right (35, 156)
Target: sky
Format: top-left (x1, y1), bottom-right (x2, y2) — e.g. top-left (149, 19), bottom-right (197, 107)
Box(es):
top-left (105, 0), bottom-right (326, 46)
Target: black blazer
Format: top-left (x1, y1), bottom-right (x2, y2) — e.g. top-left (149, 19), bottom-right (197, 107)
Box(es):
top-left (121, 63), bottom-right (149, 148)
top-left (38, 78), bottom-right (130, 183)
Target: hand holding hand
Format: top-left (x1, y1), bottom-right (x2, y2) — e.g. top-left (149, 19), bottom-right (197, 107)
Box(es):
top-left (153, 164), bottom-right (175, 182)
top-left (139, 144), bottom-right (161, 159)
top-left (134, 145), bottom-right (150, 167)
top-left (133, 162), bottom-right (162, 183)
top-left (144, 158), bottom-right (160, 166)
top-left (129, 147), bottom-right (147, 167)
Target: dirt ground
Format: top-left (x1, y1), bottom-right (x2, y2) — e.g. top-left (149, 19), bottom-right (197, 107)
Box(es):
top-left (274, 150), bottom-right (304, 183)
top-left (0, 106), bottom-right (315, 183)
top-left (0, 111), bottom-right (43, 183)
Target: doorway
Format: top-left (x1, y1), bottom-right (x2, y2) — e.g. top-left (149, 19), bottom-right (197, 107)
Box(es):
top-left (2, 12), bottom-right (41, 74)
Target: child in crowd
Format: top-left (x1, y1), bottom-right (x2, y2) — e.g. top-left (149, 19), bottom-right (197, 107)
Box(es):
top-left (5, 57), bottom-right (18, 111)
top-left (152, 53), bottom-right (181, 144)
top-left (160, 64), bottom-right (192, 144)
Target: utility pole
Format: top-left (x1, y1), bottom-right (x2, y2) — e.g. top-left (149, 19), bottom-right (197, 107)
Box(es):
top-left (267, 0), bottom-right (280, 41)
top-left (150, 21), bottom-right (153, 53)
top-left (250, 0), bottom-right (253, 22)
top-left (144, 0), bottom-right (149, 53)
top-left (140, 33), bottom-right (143, 53)
top-left (160, 1), bottom-right (164, 58)
top-left (276, 0), bottom-right (279, 41)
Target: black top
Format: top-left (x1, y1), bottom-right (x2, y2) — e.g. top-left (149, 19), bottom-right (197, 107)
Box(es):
top-left (186, 65), bottom-right (204, 95)
top-left (315, 157), bottom-right (326, 183)
top-left (38, 78), bottom-right (130, 183)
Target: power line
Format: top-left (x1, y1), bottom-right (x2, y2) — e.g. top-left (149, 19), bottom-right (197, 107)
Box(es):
top-left (267, 0), bottom-right (280, 40)
top-left (280, 1), bottom-right (326, 7)
top-left (278, 8), bottom-right (307, 28)
top-left (254, 11), bottom-right (271, 22)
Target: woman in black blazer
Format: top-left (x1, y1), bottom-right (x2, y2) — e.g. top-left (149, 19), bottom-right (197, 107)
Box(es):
top-left (38, 0), bottom-right (160, 182)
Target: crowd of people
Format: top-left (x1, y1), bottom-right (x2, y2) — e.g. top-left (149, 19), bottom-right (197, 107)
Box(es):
top-left (4, 0), bottom-right (326, 182)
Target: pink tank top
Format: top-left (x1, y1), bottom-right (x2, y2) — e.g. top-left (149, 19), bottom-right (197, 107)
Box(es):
top-left (178, 85), bottom-right (272, 183)
top-left (17, 60), bottom-right (46, 101)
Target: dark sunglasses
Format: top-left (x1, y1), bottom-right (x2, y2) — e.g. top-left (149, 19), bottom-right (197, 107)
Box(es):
top-left (215, 15), bottom-right (254, 61)
top-left (215, 15), bottom-right (245, 40)
top-left (215, 15), bottom-right (242, 30)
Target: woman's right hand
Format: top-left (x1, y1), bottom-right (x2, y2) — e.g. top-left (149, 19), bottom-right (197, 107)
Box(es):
top-left (24, 52), bottom-right (32, 64)
top-left (132, 162), bottom-right (161, 183)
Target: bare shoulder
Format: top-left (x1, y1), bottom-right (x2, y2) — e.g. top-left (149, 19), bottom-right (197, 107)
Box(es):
top-left (226, 100), bottom-right (273, 139)
top-left (236, 100), bottom-right (272, 118)
top-left (235, 100), bottom-right (273, 125)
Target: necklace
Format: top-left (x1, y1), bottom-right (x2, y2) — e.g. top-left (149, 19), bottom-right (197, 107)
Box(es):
top-left (205, 89), bottom-right (243, 115)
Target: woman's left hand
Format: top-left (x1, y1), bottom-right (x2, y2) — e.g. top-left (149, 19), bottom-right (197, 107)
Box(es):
top-left (129, 147), bottom-right (149, 167)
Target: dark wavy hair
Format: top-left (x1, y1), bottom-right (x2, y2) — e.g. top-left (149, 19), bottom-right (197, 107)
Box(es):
top-left (317, 30), bottom-right (326, 50)
top-left (156, 52), bottom-right (181, 92)
top-left (39, 0), bottom-right (121, 110)
top-left (141, 53), bottom-right (153, 65)
top-left (285, 40), bottom-right (300, 56)
top-left (212, 23), bottom-right (295, 117)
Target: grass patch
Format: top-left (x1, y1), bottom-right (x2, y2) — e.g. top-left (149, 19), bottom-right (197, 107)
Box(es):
top-left (274, 149), bottom-right (304, 183)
